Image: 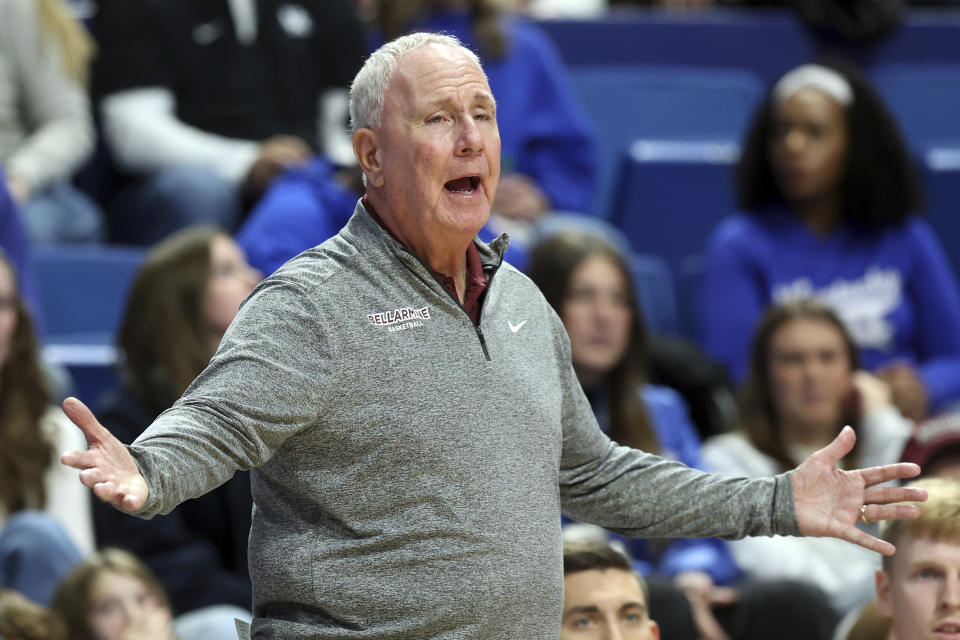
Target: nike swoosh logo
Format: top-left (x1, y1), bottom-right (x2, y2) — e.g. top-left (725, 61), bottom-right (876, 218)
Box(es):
top-left (509, 320), bottom-right (527, 333)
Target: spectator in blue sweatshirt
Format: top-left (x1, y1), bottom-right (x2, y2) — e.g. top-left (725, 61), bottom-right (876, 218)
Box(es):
top-left (235, 156), bottom-right (530, 275)
top-left (698, 60), bottom-right (960, 421)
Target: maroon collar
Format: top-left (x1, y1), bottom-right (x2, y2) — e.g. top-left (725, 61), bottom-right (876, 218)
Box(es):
top-left (362, 196), bottom-right (488, 324)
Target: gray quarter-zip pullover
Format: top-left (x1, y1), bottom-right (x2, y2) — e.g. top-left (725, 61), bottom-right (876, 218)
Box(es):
top-left (128, 201), bottom-right (798, 639)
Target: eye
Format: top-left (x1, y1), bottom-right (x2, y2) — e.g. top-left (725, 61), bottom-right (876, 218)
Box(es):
top-left (567, 288), bottom-right (596, 305)
top-left (214, 261), bottom-right (239, 279)
top-left (96, 599), bottom-right (122, 616)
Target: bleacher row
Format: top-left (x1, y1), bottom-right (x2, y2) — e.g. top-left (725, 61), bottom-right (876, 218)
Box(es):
top-left (35, 9), bottom-right (960, 407)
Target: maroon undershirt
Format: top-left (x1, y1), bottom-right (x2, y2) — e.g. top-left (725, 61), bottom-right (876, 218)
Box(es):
top-left (362, 196), bottom-right (488, 324)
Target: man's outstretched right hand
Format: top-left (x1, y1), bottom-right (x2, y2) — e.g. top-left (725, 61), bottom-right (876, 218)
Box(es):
top-left (60, 396), bottom-right (149, 513)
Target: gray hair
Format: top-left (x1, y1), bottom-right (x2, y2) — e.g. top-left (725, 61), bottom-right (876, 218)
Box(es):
top-left (349, 32), bottom-right (483, 133)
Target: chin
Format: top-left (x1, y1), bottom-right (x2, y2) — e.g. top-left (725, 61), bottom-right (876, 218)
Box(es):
top-left (445, 206), bottom-right (491, 234)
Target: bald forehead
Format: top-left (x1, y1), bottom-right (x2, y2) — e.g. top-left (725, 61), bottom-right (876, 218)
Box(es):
top-left (388, 43), bottom-right (493, 106)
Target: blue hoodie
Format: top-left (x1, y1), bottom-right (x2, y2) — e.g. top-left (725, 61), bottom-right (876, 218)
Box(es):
top-left (699, 210), bottom-right (960, 409)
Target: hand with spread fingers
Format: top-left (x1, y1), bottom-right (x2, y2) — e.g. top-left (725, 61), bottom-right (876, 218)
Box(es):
top-left (793, 426), bottom-right (926, 555)
top-left (59, 396), bottom-right (149, 513)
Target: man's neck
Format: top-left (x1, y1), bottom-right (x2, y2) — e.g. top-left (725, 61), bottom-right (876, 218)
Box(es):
top-left (362, 196), bottom-right (471, 302)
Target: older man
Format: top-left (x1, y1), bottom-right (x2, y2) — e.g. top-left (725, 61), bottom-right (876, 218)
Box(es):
top-left (63, 33), bottom-right (924, 639)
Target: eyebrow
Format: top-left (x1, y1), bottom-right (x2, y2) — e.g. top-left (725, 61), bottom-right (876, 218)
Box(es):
top-left (423, 92), bottom-right (497, 113)
top-left (562, 602), bottom-right (647, 619)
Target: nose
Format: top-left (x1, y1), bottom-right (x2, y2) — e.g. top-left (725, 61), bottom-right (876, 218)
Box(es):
top-left (783, 128), bottom-right (806, 154)
top-left (942, 574), bottom-right (960, 611)
top-left (118, 599), bottom-right (142, 624)
top-left (246, 265), bottom-right (264, 288)
top-left (602, 621), bottom-right (626, 640)
top-left (595, 297), bottom-right (621, 325)
top-left (455, 117), bottom-right (484, 157)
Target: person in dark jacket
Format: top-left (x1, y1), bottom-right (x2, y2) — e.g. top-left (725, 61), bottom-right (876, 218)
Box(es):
top-left (93, 227), bottom-right (260, 619)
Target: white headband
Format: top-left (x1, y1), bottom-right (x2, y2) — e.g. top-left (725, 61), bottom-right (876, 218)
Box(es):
top-left (772, 64), bottom-right (854, 107)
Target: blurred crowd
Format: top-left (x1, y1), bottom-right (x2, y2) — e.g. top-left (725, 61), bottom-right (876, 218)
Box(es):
top-left (2, 0), bottom-right (960, 638)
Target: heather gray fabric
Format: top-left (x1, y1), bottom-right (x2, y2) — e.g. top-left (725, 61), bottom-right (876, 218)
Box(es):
top-left (127, 201), bottom-right (799, 639)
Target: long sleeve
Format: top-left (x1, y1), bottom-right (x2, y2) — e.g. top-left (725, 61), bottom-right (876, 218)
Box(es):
top-left (555, 320), bottom-right (798, 540)
top-left (101, 88), bottom-right (259, 183)
top-left (503, 20), bottom-right (597, 213)
top-left (0, 174), bottom-right (39, 320)
top-left (639, 385), bottom-right (740, 583)
top-left (697, 216), bottom-right (768, 383)
top-left (94, 388), bottom-right (252, 613)
top-left (127, 276), bottom-right (328, 519)
top-left (903, 220), bottom-right (960, 408)
top-left (0, 0), bottom-right (94, 192)
top-left (235, 158), bottom-right (357, 275)
top-left (42, 409), bottom-right (95, 556)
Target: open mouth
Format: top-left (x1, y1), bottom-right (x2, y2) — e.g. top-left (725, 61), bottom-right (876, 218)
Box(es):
top-left (936, 623), bottom-right (960, 634)
top-left (444, 176), bottom-right (480, 194)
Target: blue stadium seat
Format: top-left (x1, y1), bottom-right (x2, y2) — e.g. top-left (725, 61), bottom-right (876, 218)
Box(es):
top-left (568, 65), bottom-right (763, 217)
top-left (629, 252), bottom-right (678, 336)
top-left (30, 245), bottom-right (146, 406)
top-left (871, 64), bottom-right (960, 155)
top-left (921, 146), bottom-right (960, 283)
top-left (608, 139), bottom-right (739, 306)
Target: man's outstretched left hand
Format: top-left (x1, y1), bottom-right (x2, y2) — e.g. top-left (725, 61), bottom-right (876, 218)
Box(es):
top-left (793, 426), bottom-right (926, 555)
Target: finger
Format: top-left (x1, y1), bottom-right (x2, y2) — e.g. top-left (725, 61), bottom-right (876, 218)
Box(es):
top-left (92, 481), bottom-right (138, 513)
top-left (62, 397), bottom-right (112, 446)
top-left (61, 447), bottom-right (105, 470)
top-left (92, 480), bottom-right (122, 505)
top-left (708, 587), bottom-right (739, 606)
top-left (79, 467), bottom-right (108, 486)
top-left (839, 525), bottom-right (897, 556)
top-left (121, 491), bottom-right (146, 512)
top-left (813, 425), bottom-right (856, 466)
top-left (863, 503), bottom-right (921, 524)
top-left (859, 462), bottom-right (922, 487)
top-left (864, 485), bottom-right (928, 505)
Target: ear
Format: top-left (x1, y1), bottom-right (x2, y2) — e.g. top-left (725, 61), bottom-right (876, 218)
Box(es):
top-left (875, 568), bottom-right (894, 617)
top-left (650, 620), bottom-right (660, 640)
top-left (353, 128), bottom-right (384, 188)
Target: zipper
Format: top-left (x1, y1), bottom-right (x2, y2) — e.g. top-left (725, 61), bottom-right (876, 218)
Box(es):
top-left (397, 245), bottom-right (501, 362)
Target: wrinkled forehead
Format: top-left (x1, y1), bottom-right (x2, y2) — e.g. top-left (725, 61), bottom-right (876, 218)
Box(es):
top-left (388, 43), bottom-right (492, 105)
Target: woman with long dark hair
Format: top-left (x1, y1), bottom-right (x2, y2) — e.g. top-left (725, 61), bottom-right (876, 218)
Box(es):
top-left (92, 227), bottom-right (259, 634)
top-left (0, 250), bottom-right (90, 604)
top-left (528, 231), bottom-right (741, 640)
top-left (698, 60), bottom-right (960, 421)
top-left (703, 299), bottom-right (911, 615)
